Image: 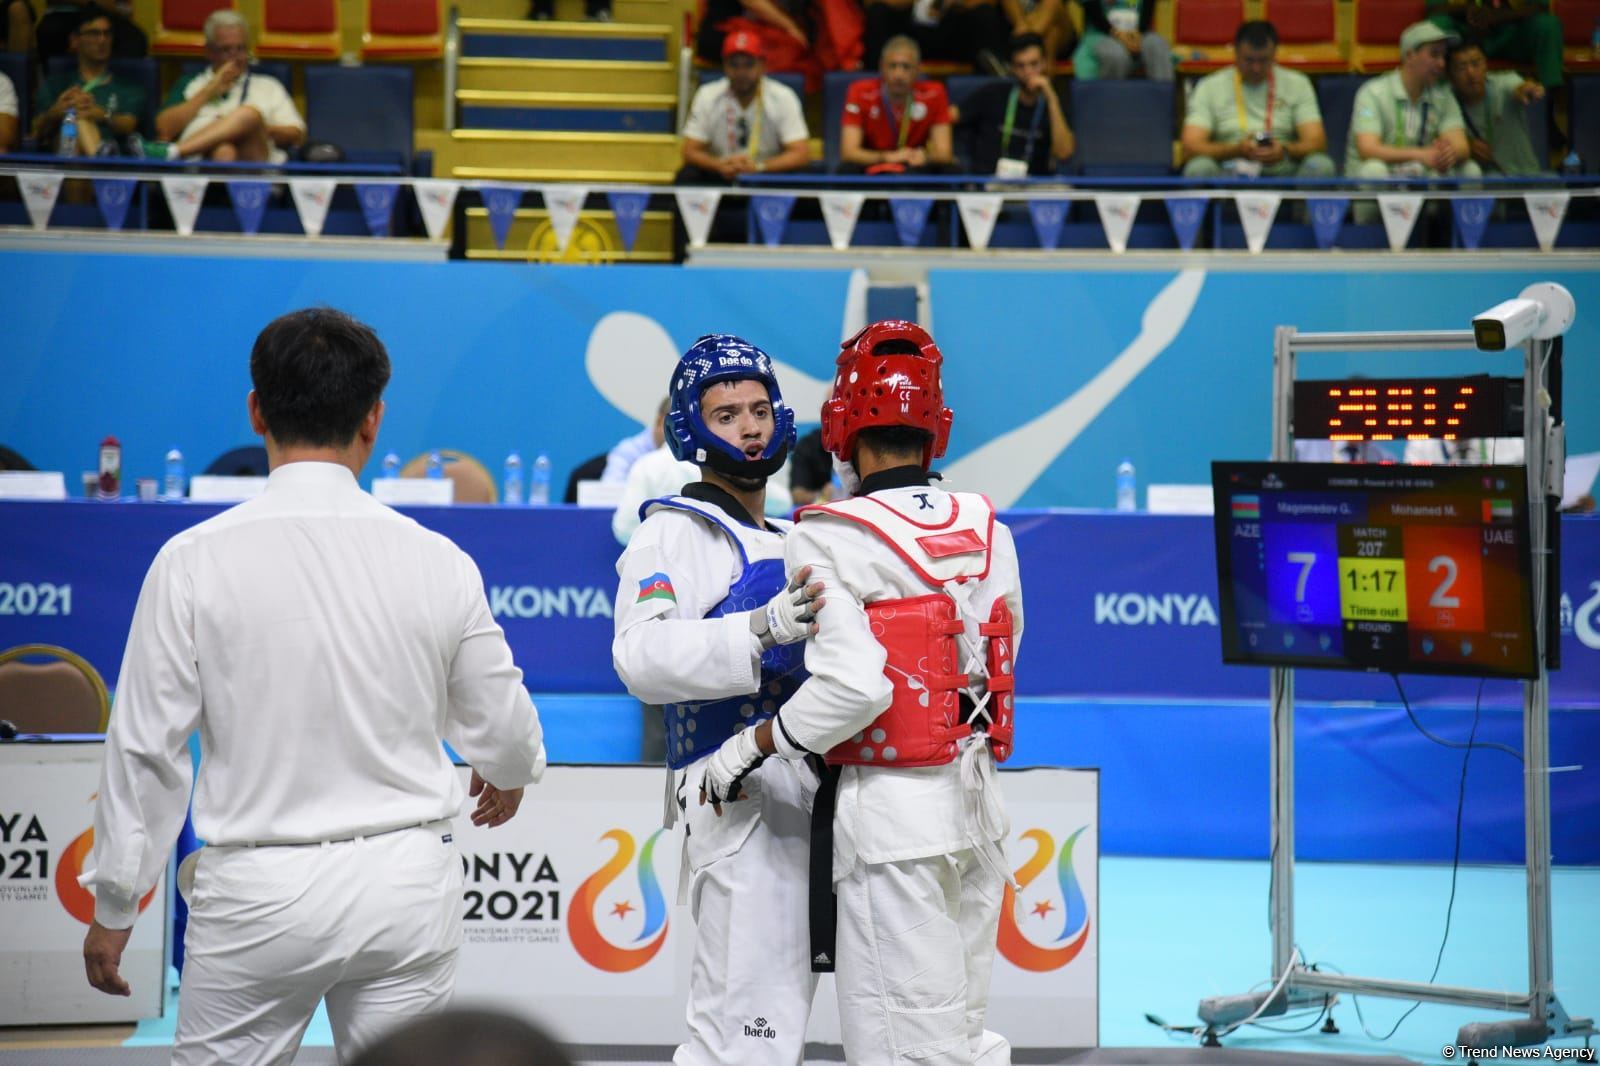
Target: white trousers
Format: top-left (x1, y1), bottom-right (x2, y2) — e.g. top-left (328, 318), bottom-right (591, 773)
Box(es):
top-left (834, 850), bottom-right (1010, 1066)
top-left (674, 757), bottom-right (818, 1066)
top-left (174, 822), bottom-right (463, 1066)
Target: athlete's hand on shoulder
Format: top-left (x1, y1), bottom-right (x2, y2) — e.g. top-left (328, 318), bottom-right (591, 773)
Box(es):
top-left (469, 769), bottom-right (524, 828)
top-left (749, 565), bottom-right (825, 649)
top-left (84, 921), bottom-right (133, 996)
top-left (699, 727), bottom-right (765, 815)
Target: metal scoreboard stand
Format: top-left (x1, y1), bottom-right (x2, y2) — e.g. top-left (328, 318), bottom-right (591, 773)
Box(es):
top-left (1196, 289), bottom-right (1593, 1054)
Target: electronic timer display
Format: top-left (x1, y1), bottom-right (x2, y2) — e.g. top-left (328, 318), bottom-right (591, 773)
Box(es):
top-left (1211, 462), bottom-right (1537, 679)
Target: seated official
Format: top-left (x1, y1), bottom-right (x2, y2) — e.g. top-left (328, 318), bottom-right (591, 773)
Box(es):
top-left (956, 32), bottom-right (1074, 176)
top-left (32, 10), bottom-right (146, 157)
top-left (1180, 20), bottom-right (1334, 180)
top-left (839, 35), bottom-right (953, 174)
top-left (1448, 36), bottom-right (1547, 175)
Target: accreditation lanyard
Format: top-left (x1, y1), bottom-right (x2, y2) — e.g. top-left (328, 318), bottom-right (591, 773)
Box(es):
top-left (726, 81), bottom-right (764, 159)
top-left (882, 82), bottom-right (913, 149)
top-left (1394, 97), bottom-right (1431, 146)
top-left (1234, 68), bottom-right (1274, 138)
top-left (1460, 98), bottom-right (1491, 152)
top-left (999, 88), bottom-right (1045, 162)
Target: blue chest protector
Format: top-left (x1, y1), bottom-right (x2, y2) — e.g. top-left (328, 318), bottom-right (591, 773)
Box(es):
top-left (647, 497), bottom-right (808, 770)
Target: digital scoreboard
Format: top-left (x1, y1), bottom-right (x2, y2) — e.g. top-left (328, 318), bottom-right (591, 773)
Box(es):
top-left (1211, 461), bottom-right (1538, 679)
top-left (1292, 375), bottom-right (1523, 443)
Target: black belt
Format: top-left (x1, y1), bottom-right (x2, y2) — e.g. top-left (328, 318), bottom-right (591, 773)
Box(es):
top-left (808, 758), bottom-right (843, 973)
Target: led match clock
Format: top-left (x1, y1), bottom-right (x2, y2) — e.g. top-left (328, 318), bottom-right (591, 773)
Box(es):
top-left (1292, 375), bottom-right (1522, 443)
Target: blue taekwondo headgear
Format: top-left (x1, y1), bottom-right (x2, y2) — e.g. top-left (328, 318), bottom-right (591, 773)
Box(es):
top-left (665, 334), bottom-right (796, 480)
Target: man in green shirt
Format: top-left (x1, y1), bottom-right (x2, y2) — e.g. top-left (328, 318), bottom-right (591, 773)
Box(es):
top-left (1448, 37), bottom-right (1546, 174)
top-left (1426, 0), bottom-right (1562, 90)
top-left (31, 9), bottom-right (145, 156)
top-left (1346, 22), bottom-right (1478, 176)
top-left (1180, 20), bottom-right (1334, 179)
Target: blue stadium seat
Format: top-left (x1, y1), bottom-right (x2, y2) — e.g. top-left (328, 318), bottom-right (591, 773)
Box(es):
top-left (822, 70), bottom-right (865, 172)
top-left (45, 56), bottom-right (161, 137)
top-left (1316, 74), bottom-right (1366, 173)
top-left (0, 53), bottom-right (31, 137)
top-left (1573, 75), bottom-right (1600, 174)
top-left (305, 64), bottom-right (414, 169)
top-left (945, 74), bottom-right (1007, 114)
top-left (1070, 80), bottom-right (1174, 176)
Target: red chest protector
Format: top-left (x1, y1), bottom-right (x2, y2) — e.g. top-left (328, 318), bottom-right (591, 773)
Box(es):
top-left (796, 492), bottom-right (1016, 768)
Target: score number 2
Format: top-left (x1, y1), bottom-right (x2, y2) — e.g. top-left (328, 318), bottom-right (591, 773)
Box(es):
top-left (1428, 555), bottom-right (1460, 609)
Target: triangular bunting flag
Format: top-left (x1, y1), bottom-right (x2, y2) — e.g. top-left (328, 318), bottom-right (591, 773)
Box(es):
top-left (19, 172), bottom-right (63, 230)
top-left (674, 188), bottom-right (722, 249)
top-left (1026, 198), bottom-right (1067, 250)
top-left (1523, 192), bottom-right (1569, 252)
top-left (820, 192), bottom-right (865, 250)
top-left (92, 177), bottom-right (136, 232)
top-left (1377, 193), bottom-right (1423, 252)
top-left (752, 193), bottom-right (795, 247)
top-left (289, 178), bottom-right (336, 238)
top-left (227, 180), bottom-right (271, 235)
top-left (607, 190), bottom-right (649, 252)
top-left (540, 184), bottom-right (588, 253)
top-left (1164, 196), bottom-right (1207, 251)
top-left (1236, 192), bottom-right (1281, 254)
top-left (957, 193), bottom-right (1002, 251)
top-left (1093, 194), bottom-right (1139, 253)
top-left (356, 183), bottom-right (399, 237)
top-left (1450, 197), bottom-right (1492, 251)
top-left (890, 197), bottom-right (933, 247)
top-left (1306, 197), bottom-right (1348, 250)
top-left (479, 184), bottom-right (523, 250)
top-left (414, 179), bottom-right (460, 241)
top-left (160, 175), bottom-right (208, 236)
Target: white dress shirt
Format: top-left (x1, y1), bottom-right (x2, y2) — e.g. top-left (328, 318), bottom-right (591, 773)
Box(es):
top-left (84, 461), bottom-right (544, 927)
top-left (601, 426), bottom-right (658, 483)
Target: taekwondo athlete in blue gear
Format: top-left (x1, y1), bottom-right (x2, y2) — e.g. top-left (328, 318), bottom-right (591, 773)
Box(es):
top-left (611, 334), bottom-right (825, 1066)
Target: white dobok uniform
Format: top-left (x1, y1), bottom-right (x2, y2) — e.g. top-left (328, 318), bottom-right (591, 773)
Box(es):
top-left (777, 474), bottom-right (1024, 1066)
top-left (612, 490), bottom-right (818, 1065)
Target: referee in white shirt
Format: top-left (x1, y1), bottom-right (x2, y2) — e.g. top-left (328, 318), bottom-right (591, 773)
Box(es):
top-left (80, 308), bottom-right (546, 1065)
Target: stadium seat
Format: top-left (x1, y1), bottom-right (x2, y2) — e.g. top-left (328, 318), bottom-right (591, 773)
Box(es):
top-left (1173, 0), bottom-right (1243, 73)
top-left (822, 70), bottom-right (863, 172)
top-left (361, 0), bottom-right (443, 61)
top-left (204, 445), bottom-right (269, 475)
top-left (153, 0), bottom-right (233, 57)
top-left (256, 0), bottom-right (342, 60)
top-left (0, 53), bottom-right (30, 136)
top-left (45, 56), bottom-right (161, 137)
top-left (1070, 80), bottom-right (1174, 174)
top-left (1573, 75), bottom-right (1600, 171)
top-left (0, 644), bottom-right (110, 734)
top-left (1350, 0), bottom-right (1425, 71)
top-left (1556, 0), bottom-right (1600, 71)
top-left (1265, 0), bottom-right (1350, 72)
top-left (305, 64), bottom-right (415, 169)
top-left (1316, 73), bottom-right (1365, 168)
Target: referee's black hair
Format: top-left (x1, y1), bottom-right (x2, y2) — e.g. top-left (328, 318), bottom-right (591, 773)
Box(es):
top-left (250, 307), bottom-right (392, 448)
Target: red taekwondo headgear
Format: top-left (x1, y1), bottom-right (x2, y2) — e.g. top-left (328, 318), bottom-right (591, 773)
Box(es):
top-left (820, 320), bottom-right (953, 470)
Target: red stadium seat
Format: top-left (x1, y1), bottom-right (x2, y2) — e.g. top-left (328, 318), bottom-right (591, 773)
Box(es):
top-left (1556, 0), bottom-right (1600, 71)
top-left (1174, 0), bottom-right (1244, 73)
top-left (152, 0), bottom-right (233, 57)
top-left (362, 0), bottom-right (443, 60)
top-left (256, 0), bottom-right (342, 60)
top-left (1351, 0), bottom-right (1425, 71)
top-left (1265, 0), bottom-right (1350, 72)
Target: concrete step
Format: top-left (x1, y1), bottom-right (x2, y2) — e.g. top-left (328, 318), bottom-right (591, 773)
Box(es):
top-left (458, 17), bottom-right (671, 61)
top-left (463, 205), bottom-right (674, 261)
top-left (457, 58), bottom-right (678, 95)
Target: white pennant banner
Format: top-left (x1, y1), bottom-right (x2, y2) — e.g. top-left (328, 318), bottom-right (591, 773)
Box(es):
top-left (1236, 192), bottom-right (1281, 254)
top-left (19, 171), bottom-right (63, 230)
top-left (820, 192), bottom-right (865, 251)
top-left (540, 184), bottom-right (588, 253)
top-left (1376, 193), bottom-right (1423, 252)
top-left (1523, 192), bottom-right (1569, 252)
top-left (289, 178), bottom-right (337, 238)
top-left (414, 179), bottom-right (460, 241)
top-left (674, 188), bottom-right (722, 249)
top-left (159, 175), bottom-right (208, 236)
top-left (956, 193), bottom-right (1003, 251)
top-left (1093, 193), bottom-right (1140, 254)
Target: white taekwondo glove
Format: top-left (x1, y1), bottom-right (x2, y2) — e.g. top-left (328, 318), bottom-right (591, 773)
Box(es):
top-left (748, 566), bottom-right (823, 650)
top-left (701, 727), bottom-right (765, 807)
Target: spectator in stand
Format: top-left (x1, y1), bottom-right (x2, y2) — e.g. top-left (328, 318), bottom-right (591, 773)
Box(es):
top-left (1000, 0), bottom-right (1077, 67)
top-left (1345, 22), bottom-right (1478, 186)
top-left (1448, 36), bottom-right (1547, 174)
top-left (602, 398), bottom-right (670, 484)
top-left (699, 0), bottom-right (862, 91)
top-left (1, 0), bottom-right (34, 55)
top-left (680, 31), bottom-right (810, 184)
top-left (143, 11), bottom-right (305, 162)
top-left (35, 0), bottom-right (147, 63)
top-left (33, 11), bottom-right (147, 157)
top-left (1181, 21), bottom-right (1334, 179)
top-left (840, 36), bottom-right (954, 174)
top-left (1425, 0), bottom-right (1562, 101)
top-left (957, 33), bottom-right (1074, 176)
top-left (0, 69), bottom-right (17, 152)
top-left (1073, 0), bottom-right (1172, 81)
top-left (861, 0), bottom-right (1010, 73)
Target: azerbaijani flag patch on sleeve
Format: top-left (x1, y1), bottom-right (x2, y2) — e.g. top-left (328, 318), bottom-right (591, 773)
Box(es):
top-left (637, 572), bottom-right (677, 604)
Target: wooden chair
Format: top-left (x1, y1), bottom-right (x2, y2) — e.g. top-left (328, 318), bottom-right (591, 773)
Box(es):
top-left (0, 644), bottom-right (111, 734)
top-left (399, 450), bottom-right (497, 503)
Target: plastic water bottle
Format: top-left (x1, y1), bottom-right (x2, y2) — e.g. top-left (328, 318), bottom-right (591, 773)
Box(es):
top-left (503, 451), bottom-right (524, 505)
top-left (58, 107), bottom-right (78, 157)
top-left (1115, 459), bottom-right (1137, 512)
top-left (381, 451), bottom-right (400, 478)
top-left (162, 448), bottom-right (185, 500)
top-left (1561, 149), bottom-right (1582, 177)
top-left (426, 450), bottom-right (444, 479)
top-left (529, 452), bottom-right (552, 506)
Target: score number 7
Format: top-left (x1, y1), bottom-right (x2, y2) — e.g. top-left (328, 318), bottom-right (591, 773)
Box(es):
top-left (1288, 551), bottom-right (1317, 602)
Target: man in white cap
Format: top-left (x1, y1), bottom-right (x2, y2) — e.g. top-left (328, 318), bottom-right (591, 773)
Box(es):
top-left (1345, 20), bottom-right (1478, 181)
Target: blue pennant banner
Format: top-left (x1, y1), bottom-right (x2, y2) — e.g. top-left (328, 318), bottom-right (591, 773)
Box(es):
top-left (607, 190), bottom-right (649, 252)
top-left (1306, 197), bottom-right (1349, 250)
top-left (1164, 197), bottom-right (1207, 251)
top-left (481, 186), bottom-right (523, 250)
top-left (1027, 199), bottom-right (1068, 250)
top-left (890, 197), bottom-right (933, 247)
top-left (1452, 197), bottom-right (1494, 250)
top-left (753, 193), bottom-right (795, 247)
top-left (92, 177), bottom-right (136, 231)
top-left (357, 183), bottom-right (399, 238)
top-left (227, 180), bottom-right (272, 235)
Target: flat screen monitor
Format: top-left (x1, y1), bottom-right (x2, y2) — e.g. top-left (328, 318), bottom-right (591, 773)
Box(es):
top-left (1211, 461), bottom-right (1538, 679)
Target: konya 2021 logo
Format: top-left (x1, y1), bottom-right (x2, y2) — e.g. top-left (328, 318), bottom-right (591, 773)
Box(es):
top-left (53, 795), bottom-right (159, 925)
top-left (997, 826), bottom-right (1091, 972)
top-left (566, 828), bottom-right (670, 972)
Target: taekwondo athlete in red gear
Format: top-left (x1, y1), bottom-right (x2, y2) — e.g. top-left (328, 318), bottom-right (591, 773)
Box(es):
top-left (611, 334), bottom-right (826, 1065)
top-left (700, 321), bottom-right (1024, 1066)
